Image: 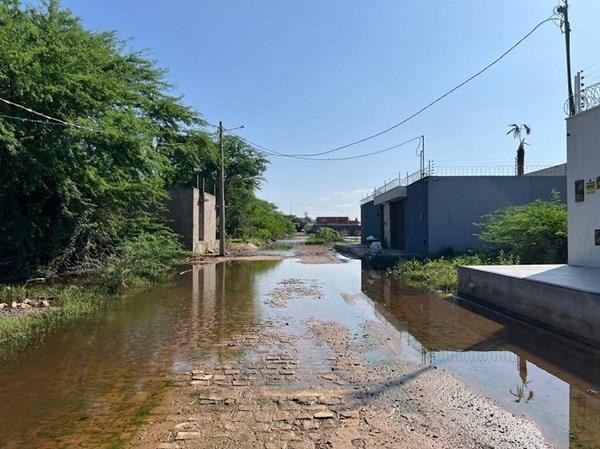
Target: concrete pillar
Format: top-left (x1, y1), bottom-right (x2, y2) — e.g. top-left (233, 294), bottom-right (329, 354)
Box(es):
top-left (382, 202), bottom-right (391, 249)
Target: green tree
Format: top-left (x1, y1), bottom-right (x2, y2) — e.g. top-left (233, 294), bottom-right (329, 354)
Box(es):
top-left (476, 191), bottom-right (567, 263)
top-left (0, 0), bottom-right (203, 279)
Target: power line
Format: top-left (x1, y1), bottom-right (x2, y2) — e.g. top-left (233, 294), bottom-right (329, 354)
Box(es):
top-left (1, 11), bottom-right (558, 162)
top-left (0, 113), bottom-right (71, 127)
top-left (229, 131), bottom-right (422, 161)
top-left (275, 13), bottom-right (559, 157)
top-left (582, 59), bottom-right (600, 72)
top-left (0, 97), bottom-right (99, 133)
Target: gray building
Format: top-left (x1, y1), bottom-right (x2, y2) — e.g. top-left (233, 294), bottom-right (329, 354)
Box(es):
top-left (165, 187), bottom-right (219, 254)
top-left (360, 164), bottom-right (566, 255)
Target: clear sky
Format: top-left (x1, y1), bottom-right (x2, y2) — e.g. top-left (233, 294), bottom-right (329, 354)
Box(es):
top-left (61, 0), bottom-right (600, 218)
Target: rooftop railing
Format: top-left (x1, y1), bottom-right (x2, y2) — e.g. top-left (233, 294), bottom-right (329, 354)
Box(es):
top-left (360, 162), bottom-right (565, 205)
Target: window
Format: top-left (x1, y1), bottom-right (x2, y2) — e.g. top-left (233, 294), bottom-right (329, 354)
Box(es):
top-left (575, 179), bottom-right (584, 202)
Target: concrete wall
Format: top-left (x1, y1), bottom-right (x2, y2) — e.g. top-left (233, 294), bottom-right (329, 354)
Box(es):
top-left (165, 188), bottom-right (218, 254)
top-left (567, 106), bottom-right (600, 267)
top-left (458, 266), bottom-right (600, 349)
top-left (360, 201), bottom-right (382, 244)
top-left (199, 192), bottom-right (217, 242)
top-left (426, 176), bottom-right (566, 254)
top-left (165, 188), bottom-right (197, 251)
top-left (404, 179), bottom-right (429, 254)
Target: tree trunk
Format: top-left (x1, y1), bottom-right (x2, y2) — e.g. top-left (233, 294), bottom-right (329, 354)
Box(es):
top-left (516, 141), bottom-right (525, 176)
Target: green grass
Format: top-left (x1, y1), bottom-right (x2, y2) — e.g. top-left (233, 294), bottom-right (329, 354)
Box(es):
top-left (0, 284), bottom-right (110, 356)
top-left (387, 252), bottom-right (519, 293)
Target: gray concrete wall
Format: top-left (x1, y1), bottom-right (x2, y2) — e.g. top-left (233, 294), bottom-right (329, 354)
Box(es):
top-left (426, 176), bottom-right (566, 254)
top-left (360, 201), bottom-right (382, 244)
top-left (199, 192), bottom-right (217, 242)
top-left (404, 179), bottom-right (429, 254)
top-left (373, 185), bottom-right (407, 205)
top-left (458, 266), bottom-right (600, 349)
top-left (567, 106), bottom-right (600, 267)
top-left (165, 188), bottom-right (196, 250)
top-left (165, 188), bottom-right (218, 254)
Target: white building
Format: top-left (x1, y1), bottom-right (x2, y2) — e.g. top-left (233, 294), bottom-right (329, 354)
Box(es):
top-left (566, 105), bottom-right (600, 267)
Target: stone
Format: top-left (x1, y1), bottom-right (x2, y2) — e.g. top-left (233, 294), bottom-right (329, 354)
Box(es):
top-left (301, 420), bottom-right (319, 430)
top-left (11, 301), bottom-right (18, 309)
top-left (0, 303), bottom-right (7, 310)
top-left (279, 431), bottom-right (299, 441)
top-left (313, 411), bottom-right (335, 419)
top-left (40, 300), bottom-right (51, 308)
top-left (232, 411), bottom-right (253, 421)
top-left (192, 374), bottom-right (213, 381)
top-left (174, 432), bottom-right (201, 440)
top-left (157, 444), bottom-right (179, 449)
top-left (339, 410), bottom-right (359, 419)
top-left (272, 411), bottom-right (289, 421)
top-left (20, 303), bottom-right (32, 309)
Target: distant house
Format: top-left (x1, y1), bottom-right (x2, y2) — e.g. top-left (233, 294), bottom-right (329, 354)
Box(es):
top-left (361, 164), bottom-right (566, 254)
top-left (312, 216), bottom-right (361, 236)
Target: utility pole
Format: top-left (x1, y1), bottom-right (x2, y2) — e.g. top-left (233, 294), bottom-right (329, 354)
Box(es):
top-left (558, 0), bottom-right (575, 116)
top-left (218, 121), bottom-right (226, 256)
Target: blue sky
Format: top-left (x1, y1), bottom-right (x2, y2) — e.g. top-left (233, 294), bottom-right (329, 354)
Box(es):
top-left (61, 0), bottom-right (600, 218)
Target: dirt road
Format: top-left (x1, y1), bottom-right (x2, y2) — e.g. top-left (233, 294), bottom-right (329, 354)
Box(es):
top-left (127, 245), bottom-right (552, 449)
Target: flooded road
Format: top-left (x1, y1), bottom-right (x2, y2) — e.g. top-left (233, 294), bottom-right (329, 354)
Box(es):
top-left (0, 246), bottom-right (599, 448)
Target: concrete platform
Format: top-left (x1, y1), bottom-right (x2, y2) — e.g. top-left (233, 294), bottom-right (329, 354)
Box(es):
top-left (458, 264), bottom-right (600, 349)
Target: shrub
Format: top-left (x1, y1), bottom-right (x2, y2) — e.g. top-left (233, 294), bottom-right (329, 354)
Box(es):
top-left (306, 227), bottom-right (344, 245)
top-left (387, 252), bottom-right (519, 293)
top-left (476, 191), bottom-right (567, 264)
top-left (99, 231), bottom-right (188, 293)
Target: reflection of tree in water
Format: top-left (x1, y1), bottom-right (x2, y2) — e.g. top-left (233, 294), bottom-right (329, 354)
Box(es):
top-left (510, 355), bottom-right (534, 403)
top-left (186, 260), bottom-right (280, 349)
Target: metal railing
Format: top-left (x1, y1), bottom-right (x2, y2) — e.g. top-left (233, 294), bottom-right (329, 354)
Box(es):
top-left (360, 162), bottom-right (565, 205)
top-left (361, 166), bottom-right (431, 204)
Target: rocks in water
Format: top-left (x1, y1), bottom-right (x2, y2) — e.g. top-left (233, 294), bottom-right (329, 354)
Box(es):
top-left (1, 299), bottom-right (52, 312)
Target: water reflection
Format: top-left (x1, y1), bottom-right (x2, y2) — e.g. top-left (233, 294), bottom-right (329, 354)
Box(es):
top-left (0, 257), bottom-right (599, 449)
top-left (361, 268), bottom-right (600, 449)
top-left (0, 260), bottom-right (279, 449)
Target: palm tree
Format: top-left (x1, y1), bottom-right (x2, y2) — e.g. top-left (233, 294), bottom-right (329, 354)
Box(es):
top-left (507, 123), bottom-right (531, 176)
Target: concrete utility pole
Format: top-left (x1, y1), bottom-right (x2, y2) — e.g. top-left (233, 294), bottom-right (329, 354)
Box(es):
top-left (218, 121), bottom-right (226, 256)
top-left (558, 0), bottom-right (575, 116)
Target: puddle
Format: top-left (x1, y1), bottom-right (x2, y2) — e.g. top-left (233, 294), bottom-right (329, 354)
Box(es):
top-left (0, 251), bottom-right (598, 448)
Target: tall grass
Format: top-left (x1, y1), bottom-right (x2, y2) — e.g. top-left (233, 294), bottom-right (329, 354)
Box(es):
top-left (387, 252), bottom-right (519, 293)
top-left (0, 284), bottom-right (106, 355)
top-left (0, 231), bottom-right (189, 355)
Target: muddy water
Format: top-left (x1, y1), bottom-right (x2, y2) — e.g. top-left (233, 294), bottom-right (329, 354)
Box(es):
top-left (0, 254), bottom-right (599, 448)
